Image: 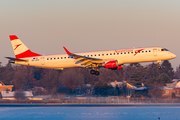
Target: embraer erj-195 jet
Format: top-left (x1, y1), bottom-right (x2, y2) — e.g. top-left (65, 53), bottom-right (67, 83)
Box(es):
top-left (6, 35), bottom-right (176, 76)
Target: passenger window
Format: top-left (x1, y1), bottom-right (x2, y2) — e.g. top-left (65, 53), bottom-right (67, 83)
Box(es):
top-left (131, 52), bottom-right (133, 54)
top-left (51, 58), bottom-right (52, 60)
top-left (110, 53), bottom-right (112, 55)
top-left (106, 54), bottom-right (108, 55)
top-left (149, 50), bottom-right (151, 52)
top-left (102, 54), bottom-right (104, 56)
top-left (57, 57), bottom-right (59, 59)
top-left (91, 55), bottom-right (93, 57)
top-left (47, 58), bottom-right (49, 60)
top-left (94, 54), bottom-right (96, 56)
top-left (124, 52), bottom-right (126, 54)
top-left (114, 53), bottom-right (116, 55)
top-left (117, 53), bottom-right (119, 55)
top-left (64, 57), bottom-right (66, 59)
top-left (54, 58), bottom-right (56, 60)
top-left (61, 57), bottom-right (63, 59)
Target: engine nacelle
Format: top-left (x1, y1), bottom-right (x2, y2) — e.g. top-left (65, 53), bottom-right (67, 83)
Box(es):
top-left (104, 60), bottom-right (123, 70)
top-left (104, 60), bottom-right (118, 69)
top-left (111, 65), bottom-right (123, 70)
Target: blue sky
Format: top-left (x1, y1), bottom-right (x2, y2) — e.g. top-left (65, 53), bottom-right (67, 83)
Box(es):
top-left (0, 0), bottom-right (180, 69)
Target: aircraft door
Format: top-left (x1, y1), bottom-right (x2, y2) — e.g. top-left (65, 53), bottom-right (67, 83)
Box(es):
top-left (40, 57), bottom-right (45, 65)
top-left (153, 49), bottom-right (157, 56)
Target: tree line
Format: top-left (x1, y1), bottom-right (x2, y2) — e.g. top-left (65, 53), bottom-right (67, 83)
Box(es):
top-left (0, 60), bottom-right (179, 96)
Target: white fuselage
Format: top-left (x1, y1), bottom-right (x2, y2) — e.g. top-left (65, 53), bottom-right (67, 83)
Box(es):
top-left (15, 47), bottom-right (176, 69)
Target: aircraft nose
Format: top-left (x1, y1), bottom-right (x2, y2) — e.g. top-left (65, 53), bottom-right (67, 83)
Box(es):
top-left (171, 53), bottom-right (177, 59)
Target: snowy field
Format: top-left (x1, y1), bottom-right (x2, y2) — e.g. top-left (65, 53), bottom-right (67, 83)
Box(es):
top-left (0, 106), bottom-right (179, 120)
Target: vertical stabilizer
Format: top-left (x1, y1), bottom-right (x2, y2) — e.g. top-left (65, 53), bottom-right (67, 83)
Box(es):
top-left (9, 35), bottom-right (41, 58)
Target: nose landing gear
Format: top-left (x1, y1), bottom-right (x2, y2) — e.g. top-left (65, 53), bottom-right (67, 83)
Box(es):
top-left (157, 60), bottom-right (162, 69)
top-left (158, 66), bottom-right (161, 69)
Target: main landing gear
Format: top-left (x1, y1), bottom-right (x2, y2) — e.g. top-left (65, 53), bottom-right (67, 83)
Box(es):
top-left (90, 69), bottom-right (100, 76)
top-left (89, 64), bottom-right (100, 76)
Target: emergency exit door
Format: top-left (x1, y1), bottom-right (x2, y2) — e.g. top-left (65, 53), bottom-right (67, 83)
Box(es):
top-left (40, 57), bottom-right (45, 65)
top-left (153, 49), bottom-right (157, 56)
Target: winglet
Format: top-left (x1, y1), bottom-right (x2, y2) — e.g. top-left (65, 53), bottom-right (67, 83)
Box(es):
top-left (63, 46), bottom-right (74, 55)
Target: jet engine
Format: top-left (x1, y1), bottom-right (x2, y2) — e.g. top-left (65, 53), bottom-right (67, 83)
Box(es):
top-left (104, 60), bottom-right (123, 70)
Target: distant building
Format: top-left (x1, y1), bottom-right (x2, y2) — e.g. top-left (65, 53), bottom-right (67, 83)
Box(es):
top-left (173, 88), bottom-right (180, 98)
top-left (110, 81), bottom-right (123, 87)
top-left (0, 81), bottom-right (13, 91)
top-left (173, 79), bottom-right (180, 98)
top-left (162, 87), bottom-right (173, 98)
top-left (163, 79), bottom-right (180, 98)
top-left (109, 81), bottom-right (137, 97)
top-left (166, 79), bottom-right (179, 88)
top-left (0, 91), bottom-right (33, 100)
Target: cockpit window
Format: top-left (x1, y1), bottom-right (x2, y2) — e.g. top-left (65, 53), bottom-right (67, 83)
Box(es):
top-left (161, 48), bottom-right (169, 51)
top-left (164, 48), bottom-right (169, 51)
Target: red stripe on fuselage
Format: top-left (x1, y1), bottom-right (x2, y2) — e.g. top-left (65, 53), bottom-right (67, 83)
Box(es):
top-left (9, 35), bottom-right (19, 41)
top-left (15, 50), bottom-right (41, 58)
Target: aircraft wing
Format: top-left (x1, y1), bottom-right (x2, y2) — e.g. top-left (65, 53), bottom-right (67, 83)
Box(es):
top-left (63, 47), bottom-right (106, 67)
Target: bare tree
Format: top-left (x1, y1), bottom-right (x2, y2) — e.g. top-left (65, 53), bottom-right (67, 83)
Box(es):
top-left (14, 91), bottom-right (26, 100)
top-left (148, 84), bottom-right (164, 98)
top-left (98, 68), bottom-right (120, 83)
top-left (174, 65), bottom-right (180, 79)
top-left (60, 68), bottom-right (84, 93)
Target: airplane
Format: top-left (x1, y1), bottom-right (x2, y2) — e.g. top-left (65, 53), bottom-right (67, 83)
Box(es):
top-left (6, 35), bottom-right (176, 76)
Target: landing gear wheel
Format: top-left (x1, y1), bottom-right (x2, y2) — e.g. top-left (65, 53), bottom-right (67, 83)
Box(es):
top-left (90, 70), bottom-right (95, 74)
top-left (95, 71), bottom-right (100, 76)
top-left (158, 66), bottom-right (161, 69)
top-left (157, 60), bottom-right (162, 69)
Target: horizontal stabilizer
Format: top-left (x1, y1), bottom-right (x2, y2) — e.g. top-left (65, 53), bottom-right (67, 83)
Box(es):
top-left (5, 57), bottom-right (28, 62)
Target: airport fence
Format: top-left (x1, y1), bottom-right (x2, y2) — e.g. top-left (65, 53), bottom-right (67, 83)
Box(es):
top-left (59, 96), bottom-right (180, 104)
top-left (0, 96), bottom-right (180, 104)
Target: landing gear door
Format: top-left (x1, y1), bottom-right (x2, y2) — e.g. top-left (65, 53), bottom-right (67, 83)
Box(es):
top-left (153, 49), bottom-right (157, 56)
